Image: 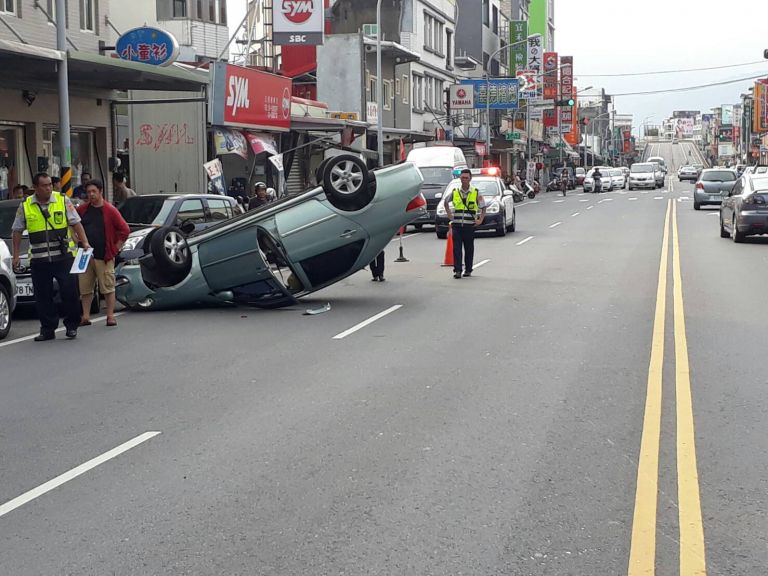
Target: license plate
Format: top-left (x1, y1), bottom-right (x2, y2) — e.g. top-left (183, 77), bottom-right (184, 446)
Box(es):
top-left (16, 282), bottom-right (34, 297)
top-left (710, 196), bottom-right (720, 201)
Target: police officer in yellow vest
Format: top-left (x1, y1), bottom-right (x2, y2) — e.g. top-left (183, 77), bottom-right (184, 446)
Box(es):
top-left (443, 169), bottom-right (486, 278)
top-left (11, 172), bottom-right (91, 341)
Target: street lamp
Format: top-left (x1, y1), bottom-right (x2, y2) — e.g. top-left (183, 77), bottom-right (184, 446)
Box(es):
top-left (484, 35), bottom-right (534, 164)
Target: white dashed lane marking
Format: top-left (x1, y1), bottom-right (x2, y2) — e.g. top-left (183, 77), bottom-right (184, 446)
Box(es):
top-left (516, 236), bottom-right (535, 246)
top-left (571, 212), bottom-right (580, 217)
top-left (549, 221), bottom-right (563, 228)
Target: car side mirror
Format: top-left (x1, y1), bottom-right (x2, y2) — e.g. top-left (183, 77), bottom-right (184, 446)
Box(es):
top-left (179, 219), bottom-right (196, 235)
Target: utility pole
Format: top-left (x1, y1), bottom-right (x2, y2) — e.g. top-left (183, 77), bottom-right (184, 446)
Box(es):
top-left (376, 0), bottom-right (384, 167)
top-left (55, 0), bottom-right (72, 196)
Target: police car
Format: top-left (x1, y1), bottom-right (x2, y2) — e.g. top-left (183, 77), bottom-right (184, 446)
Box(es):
top-left (434, 167), bottom-right (516, 239)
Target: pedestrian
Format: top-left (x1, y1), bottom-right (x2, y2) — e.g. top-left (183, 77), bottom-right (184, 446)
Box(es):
top-left (112, 172), bottom-right (136, 205)
top-left (72, 172), bottom-right (91, 200)
top-left (76, 178), bottom-right (130, 327)
top-left (51, 176), bottom-right (62, 192)
top-left (9, 184), bottom-right (25, 199)
top-left (370, 250), bottom-right (385, 282)
top-left (11, 172), bottom-right (91, 341)
top-left (443, 168), bottom-right (486, 279)
top-left (248, 182), bottom-right (271, 211)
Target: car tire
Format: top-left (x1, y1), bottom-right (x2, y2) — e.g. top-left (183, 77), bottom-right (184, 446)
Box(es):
top-left (322, 154), bottom-right (373, 211)
top-left (414, 224), bottom-right (423, 231)
top-left (436, 229), bottom-right (448, 240)
top-left (0, 282), bottom-right (11, 340)
top-left (720, 217), bottom-right (729, 238)
top-left (150, 226), bottom-right (192, 275)
top-left (732, 219), bottom-right (745, 243)
top-left (496, 214), bottom-right (506, 237)
top-left (693, 201), bottom-right (701, 210)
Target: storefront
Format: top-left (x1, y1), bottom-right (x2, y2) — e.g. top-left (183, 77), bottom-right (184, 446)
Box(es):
top-left (0, 40), bottom-right (208, 200)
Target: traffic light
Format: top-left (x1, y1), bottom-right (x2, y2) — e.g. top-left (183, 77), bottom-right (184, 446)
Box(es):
top-left (556, 98), bottom-right (575, 107)
top-left (579, 117), bottom-right (589, 126)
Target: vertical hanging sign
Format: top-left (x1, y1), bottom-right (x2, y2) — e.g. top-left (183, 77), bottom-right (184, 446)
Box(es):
top-left (509, 21), bottom-right (528, 73)
top-left (543, 52), bottom-right (558, 101)
top-left (559, 56), bottom-right (574, 132)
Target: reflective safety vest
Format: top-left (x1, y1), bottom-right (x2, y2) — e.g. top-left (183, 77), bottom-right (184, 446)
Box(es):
top-left (23, 192), bottom-right (76, 262)
top-left (452, 187), bottom-right (479, 226)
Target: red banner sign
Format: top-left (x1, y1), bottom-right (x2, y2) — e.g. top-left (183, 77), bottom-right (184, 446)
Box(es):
top-left (543, 108), bottom-right (558, 128)
top-left (543, 52), bottom-right (558, 100)
top-left (211, 63), bottom-right (292, 131)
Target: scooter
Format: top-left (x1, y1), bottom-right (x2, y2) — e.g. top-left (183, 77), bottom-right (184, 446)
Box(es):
top-left (546, 177), bottom-right (562, 193)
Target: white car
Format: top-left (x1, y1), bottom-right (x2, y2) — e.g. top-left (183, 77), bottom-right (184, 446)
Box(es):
top-left (583, 168), bottom-right (613, 193)
top-left (609, 168), bottom-right (626, 189)
top-left (629, 163), bottom-right (661, 190)
top-left (0, 238), bottom-right (17, 340)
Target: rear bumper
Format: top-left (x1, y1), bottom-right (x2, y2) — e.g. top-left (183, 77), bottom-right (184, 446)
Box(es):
top-left (735, 213), bottom-right (768, 234)
top-left (694, 191), bottom-right (723, 205)
top-left (629, 179), bottom-right (656, 188)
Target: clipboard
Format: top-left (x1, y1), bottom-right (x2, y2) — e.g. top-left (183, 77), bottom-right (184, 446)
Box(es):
top-left (70, 247), bottom-right (94, 274)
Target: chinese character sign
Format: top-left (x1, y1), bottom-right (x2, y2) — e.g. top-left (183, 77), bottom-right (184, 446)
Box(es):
top-left (526, 35), bottom-right (543, 98)
top-left (116, 27), bottom-right (179, 67)
top-left (543, 52), bottom-right (558, 101)
top-left (516, 70), bottom-right (537, 100)
top-left (509, 21), bottom-right (528, 73)
top-left (560, 56), bottom-right (574, 128)
top-left (461, 79), bottom-right (519, 110)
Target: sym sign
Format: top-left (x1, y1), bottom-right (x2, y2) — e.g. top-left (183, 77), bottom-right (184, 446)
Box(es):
top-left (210, 63), bottom-right (292, 131)
top-left (273, 0), bottom-right (324, 46)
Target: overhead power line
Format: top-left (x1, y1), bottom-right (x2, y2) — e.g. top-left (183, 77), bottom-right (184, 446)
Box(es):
top-left (581, 60), bottom-right (768, 77)
top-left (610, 73), bottom-right (768, 97)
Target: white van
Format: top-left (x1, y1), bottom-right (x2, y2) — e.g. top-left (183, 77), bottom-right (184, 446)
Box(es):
top-left (406, 145), bottom-right (467, 228)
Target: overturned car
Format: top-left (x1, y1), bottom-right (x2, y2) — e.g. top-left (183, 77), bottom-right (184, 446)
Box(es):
top-left (115, 155), bottom-right (426, 310)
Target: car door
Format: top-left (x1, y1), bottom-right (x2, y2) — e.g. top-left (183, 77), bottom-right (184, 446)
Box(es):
top-left (274, 198), bottom-right (370, 289)
top-left (204, 197), bottom-right (234, 229)
top-left (499, 179), bottom-right (514, 224)
top-left (721, 179), bottom-right (740, 227)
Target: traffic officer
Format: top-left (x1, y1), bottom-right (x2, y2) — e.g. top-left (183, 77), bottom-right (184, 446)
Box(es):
top-left (443, 169), bottom-right (486, 279)
top-left (11, 172), bottom-right (91, 341)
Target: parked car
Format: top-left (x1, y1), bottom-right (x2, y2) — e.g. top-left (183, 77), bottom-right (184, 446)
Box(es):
top-left (117, 194), bottom-right (239, 264)
top-left (434, 168), bottom-right (516, 238)
top-left (719, 174), bottom-right (768, 242)
top-left (608, 168), bottom-right (626, 190)
top-left (743, 165), bottom-right (768, 176)
top-left (115, 155), bottom-right (426, 310)
top-left (575, 167), bottom-right (586, 186)
top-left (647, 156), bottom-right (667, 174)
top-left (693, 168), bottom-right (737, 210)
top-left (0, 238), bottom-right (16, 339)
top-left (583, 167), bottom-right (613, 193)
top-left (677, 165), bottom-right (699, 181)
top-left (628, 163), bottom-right (661, 190)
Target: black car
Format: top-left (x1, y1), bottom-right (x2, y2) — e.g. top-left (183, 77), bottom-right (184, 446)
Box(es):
top-left (117, 194), bottom-right (238, 262)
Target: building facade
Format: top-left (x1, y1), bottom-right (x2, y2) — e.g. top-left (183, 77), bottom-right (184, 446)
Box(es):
top-left (527, 0), bottom-right (554, 51)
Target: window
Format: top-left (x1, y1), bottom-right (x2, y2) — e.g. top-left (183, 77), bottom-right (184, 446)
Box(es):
top-left (499, 39), bottom-right (507, 67)
top-left (395, 78), bottom-right (401, 95)
top-left (80, 0), bottom-right (95, 31)
top-left (368, 74), bottom-right (377, 101)
top-left (177, 199), bottom-right (206, 224)
top-left (401, 75), bottom-right (409, 104)
top-left (196, 0), bottom-right (202, 18)
top-left (383, 80), bottom-right (393, 110)
top-left (412, 74), bottom-right (423, 111)
top-left (209, 0), bottom-right (216, 22)
top-left (424, 13), bottom-right (444, 54)
top-left (173, 0), bottom-right (187, 18)
top-left (0, 0), bottom-right (15, 14)
top-left (47, 0), bottom-right (55, 22)
top-left (207, 198), bottom-right (232, 221)
top-left (492, 6), bottom-right (498, 35)
top-left (482, 0), bottom-right (489, 26)
top-left (218, 0), bottom-right (226, 24)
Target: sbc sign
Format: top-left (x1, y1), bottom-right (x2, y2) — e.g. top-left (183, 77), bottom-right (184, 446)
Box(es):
top-left (273, 0), bottom-right (324, 46)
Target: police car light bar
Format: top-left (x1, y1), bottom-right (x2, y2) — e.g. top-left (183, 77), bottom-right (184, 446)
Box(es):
top-left (452, 167), bottom-right (501, 177)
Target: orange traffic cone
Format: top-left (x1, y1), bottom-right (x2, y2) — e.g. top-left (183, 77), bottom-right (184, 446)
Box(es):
top-left (441, 227), bottom-right (454, 267)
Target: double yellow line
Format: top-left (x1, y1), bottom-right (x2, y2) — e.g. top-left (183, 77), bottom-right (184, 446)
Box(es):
top-left (628, 200), bottom-right (707, 575)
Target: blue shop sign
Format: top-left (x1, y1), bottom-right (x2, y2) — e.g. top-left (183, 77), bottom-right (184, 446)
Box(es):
top-left (116, 27), bottom-right (179, 67)
top-left (461, 79), bottom-right (520, 110)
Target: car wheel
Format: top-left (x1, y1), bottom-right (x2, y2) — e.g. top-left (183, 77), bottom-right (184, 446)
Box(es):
top-left (150, 226), bottom-right (192, 275)
top-left (436, 229), bottom-right (448, 240)
top-left (720, 216), bottom-right (729, 238)
top-left (414, 224), bottom-right (423, 231)
top-left (496, 214), bottom-right (506, 237)
top-left (322, 154), bottom-right (373, 211)
top-left (693, 201), bottom-right (701, 210)
top-left (732, 218), bottom-right (745, 243)
top-left (0, 283), bottom-right (11, 340)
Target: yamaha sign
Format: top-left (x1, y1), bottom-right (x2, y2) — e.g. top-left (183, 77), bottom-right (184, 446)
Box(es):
top-left (449, 84), bottom-right (474, 110)
top-left (273, 0), bottom-right (324, 46)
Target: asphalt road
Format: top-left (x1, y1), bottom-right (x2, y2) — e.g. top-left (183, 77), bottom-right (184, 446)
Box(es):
top-left (2, 143), bottom-right (766, 575)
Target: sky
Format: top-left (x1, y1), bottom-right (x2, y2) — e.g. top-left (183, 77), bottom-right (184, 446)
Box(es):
top-left (226, 1), bottom-right (768, 136)
top-left (557, 0), bottom-right (768, 135)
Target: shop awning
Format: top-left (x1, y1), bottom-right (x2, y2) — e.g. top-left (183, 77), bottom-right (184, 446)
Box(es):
top-left (0, 39), bottom-right (208, 93)
top-left (291, 116), bottom-right (369, 133)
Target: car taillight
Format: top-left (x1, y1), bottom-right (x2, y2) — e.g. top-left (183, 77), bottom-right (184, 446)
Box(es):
top-left (695, 182), bottom-right (704, 190)
top-left (406, 193), bottom-right (427, 212)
